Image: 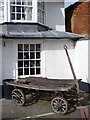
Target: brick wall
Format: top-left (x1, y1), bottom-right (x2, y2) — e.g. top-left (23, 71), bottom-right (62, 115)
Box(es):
top-left (65, 1), bottom-right (90, 39)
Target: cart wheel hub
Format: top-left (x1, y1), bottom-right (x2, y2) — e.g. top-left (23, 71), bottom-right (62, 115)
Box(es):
top-left (16, 96), bottom-right (20, 100)
top-left (56, 103), bottom-right (62, 110)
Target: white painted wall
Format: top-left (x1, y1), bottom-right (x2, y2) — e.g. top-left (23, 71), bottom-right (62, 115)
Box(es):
top-left (88, 40), bottom-right (90, 84)
top-left (0, 39), bottom-right (2, 85)
top-left (2, 40), bottom-right (16, 80)
top-left (2, 39), bottom-right (43, 80)
top-left (2, 39), bottom-right (75, 81)
top-left (75, 40), bottom-right (89, 83)
top-left (42, 39), bottom-right (75, 79)
top-left (46, 2), bottom-right (65, 31)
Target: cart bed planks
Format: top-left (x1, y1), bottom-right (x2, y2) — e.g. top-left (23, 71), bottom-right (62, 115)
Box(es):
top-left (6, 77), bottom-right (80, 92)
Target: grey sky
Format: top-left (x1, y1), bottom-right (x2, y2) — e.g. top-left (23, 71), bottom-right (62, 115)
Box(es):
top-left (65, 0), bottom-right (79, 7)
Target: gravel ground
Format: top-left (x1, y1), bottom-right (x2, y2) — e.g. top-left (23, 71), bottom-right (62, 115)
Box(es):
top-left (1, 98), bottom-right (81, 120)
top-left (1, 91), bottom-right (90, 120)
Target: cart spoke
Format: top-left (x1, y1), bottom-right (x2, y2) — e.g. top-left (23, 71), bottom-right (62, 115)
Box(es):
top-left (53, 102), bottom-right (57, 105)
top-left (62, 102), bottom-right (66, 105)
top-left (62, 105), bottom-right (67, 109)
top-left (54, 99), bottom-right (58, 103)
top-left (12, 94), bottom-right (16, 98)
top-left (20, 97), bottom-right (24, 103)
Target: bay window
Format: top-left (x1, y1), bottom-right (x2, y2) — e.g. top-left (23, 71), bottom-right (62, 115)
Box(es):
top-left (0, 0), bottom-right (46, 24)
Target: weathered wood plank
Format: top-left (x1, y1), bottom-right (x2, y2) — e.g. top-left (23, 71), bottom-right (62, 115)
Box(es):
top-left (5, 77), bottom-right (80, 92)
top-left (6, 81), bottom-right (73, 91)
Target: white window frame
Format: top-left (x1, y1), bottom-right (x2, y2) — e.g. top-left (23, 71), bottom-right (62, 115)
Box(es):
top-left (0, 0), bottom-right (4, 22)
top-left (10, 0), bottom-right (34, 22)
top-left (38, 0), bottom-right (46, 24)
top-left (17, 43), bottom-right (41, 78)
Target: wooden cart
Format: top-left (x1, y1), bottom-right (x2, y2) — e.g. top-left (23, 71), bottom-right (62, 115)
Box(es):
top-left (6, 45), bottom-right (81, 115)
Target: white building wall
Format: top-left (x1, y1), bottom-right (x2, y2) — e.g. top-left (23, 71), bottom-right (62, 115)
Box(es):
top-left (0, 39), bottom-right (2, 85)
top-left (43, 39), bottom-right (75, 79)
top-left (46, 2), bottom-right (65, 31)
top-left (2, 40), bottom-right (16, 80)
top-left (88, 40), bottom-right (90, 84)
top-left (2, 39), bottom-right (43, 80)
top-left (75, 40), bottom-right (89, 83)
top-left (2, 39), bottom-right (75, 81)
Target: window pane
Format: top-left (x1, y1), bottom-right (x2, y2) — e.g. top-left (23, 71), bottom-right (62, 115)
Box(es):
top-left (11, 6), bottom-right (15, 12)
top-left (24, 68), bottom-right (29, 75)
top-left (36, 52), bottom-right (40, 59)
top-left (22, 7), bottom-right (32, 20)
top-left (22, 0), bottom-right (32, 5)
top-left (24, 52), bottom-right (29, 59)
top-left (30, 44), bottom-right (35, 51)
top-left (22, 14), bottom-right (25, 20)
top-left (22, 1), bottom-right (25, 5)
top-left (30, 52), bottom-right (35, 59)
top-left (17, 2), bottom-right (21, 5)
top-left (36, 60), bottom-right (40, 67)
top-left (36, 44), bottom-right (40, 51)
top-left (24, 61), bottom-right (29, 67)
top-left (0, 1), bottom-right (4, 6)
top-left (30, 60), bottom-right (35, 67)
top-left (11, 13), bottom-right (15, 20)
top-left (42, 4), bottom-right (45, 10)
top-left (18, 68), bottom-right (23, 75)
top-left (24, 44), bottom-right (29, 51)
top-left (18, 44), bottom-right (23, 51)
top-left (10, 1), bottom-right (15, 4)
top-left (17, 13), bottom-right (21, 20)
top-left (36, 68), bottom-right (40, 74)
top-left (38, 2), bottom-right (40, 8)
top-left (16, 6), bottom-right (21, 12)
top-left (28, 2), bottom-right (32, 6)
top-left (22, 6), bottom-right (24, 13)
top-left (18, 61), bottom-right (23, 67)
top-left (27, 7), bottom-right (32, 20)
top-left (18, 53), bottom-right (23, 59)
top-left (30, 68), bottom-right (35, 75)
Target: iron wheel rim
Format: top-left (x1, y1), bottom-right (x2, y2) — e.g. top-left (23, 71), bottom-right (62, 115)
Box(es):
top-left (12, 89), bottom-right (26, 106)
top-left (51, 96), bottom-right (68, 114)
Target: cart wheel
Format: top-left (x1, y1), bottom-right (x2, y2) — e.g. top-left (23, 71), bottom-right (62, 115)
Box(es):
top-left (51, 97), bottom-right (68, 114)
top-left (12, 89), bottom-right (26, 106)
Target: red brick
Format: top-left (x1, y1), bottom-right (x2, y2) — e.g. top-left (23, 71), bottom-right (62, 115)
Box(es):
top-left (65, 1), bottom-right (90, 38)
